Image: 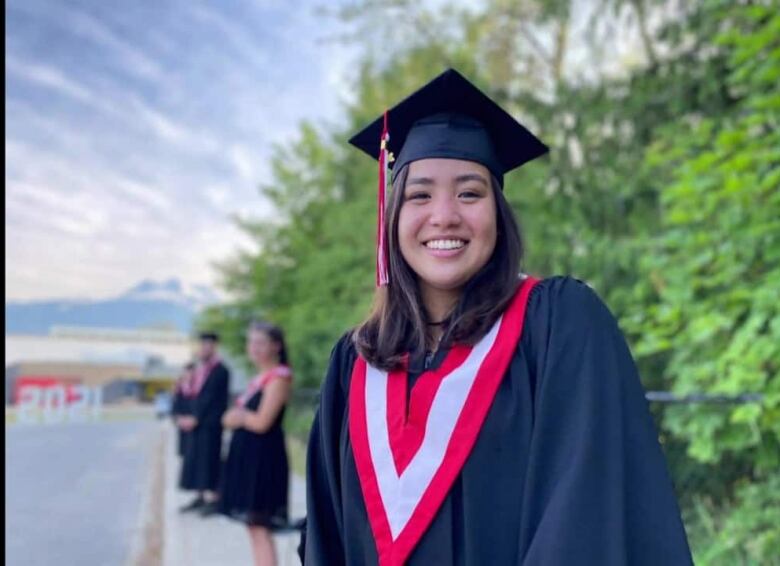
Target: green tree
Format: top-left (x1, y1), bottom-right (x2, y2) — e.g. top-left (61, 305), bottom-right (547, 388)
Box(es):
top-left (628, 3), bottom-right (780, 562)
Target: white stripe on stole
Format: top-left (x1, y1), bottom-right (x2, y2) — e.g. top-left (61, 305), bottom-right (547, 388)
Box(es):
top-left (364, 315), bottom-right (503, 539)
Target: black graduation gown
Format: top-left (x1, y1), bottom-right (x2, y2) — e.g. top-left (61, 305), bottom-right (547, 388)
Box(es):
top-left (301, 276), bottom-right (692, 565)
top-left (171, 389), bottom-right (193, 457)
top-left (179, 362), bottom-right (230, 492)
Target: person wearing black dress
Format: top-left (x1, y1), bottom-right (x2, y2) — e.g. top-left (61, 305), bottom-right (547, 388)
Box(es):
top-left (300, 69), bottom-right (693, 565)
top-left (220, 321), bottom-right (292, 566)
top-left (178, 331), bottom-right (230, 515)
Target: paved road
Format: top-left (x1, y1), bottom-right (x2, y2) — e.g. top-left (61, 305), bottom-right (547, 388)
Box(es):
top-left (5, 419), bottom-right (161, 566)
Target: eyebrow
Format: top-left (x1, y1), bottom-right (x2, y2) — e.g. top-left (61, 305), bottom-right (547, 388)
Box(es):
top-left (406, 176), bottom-right (435, 186)
top-left (406, 173), bottom-right (489, 187)
top-left (455, 173), bottom-right (489, 186)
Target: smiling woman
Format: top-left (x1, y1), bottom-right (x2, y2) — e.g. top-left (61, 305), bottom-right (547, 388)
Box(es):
top-left (301, 69), bottom-right (693, 566)
top-left (400, 159), bottom-right (497, 314)
top-left (360, 156), bottom-right (525, 371)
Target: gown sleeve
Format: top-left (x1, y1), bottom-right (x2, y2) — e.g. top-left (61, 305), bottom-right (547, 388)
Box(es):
top-left (301, 334), bottom-right (355, 566)
top-left (171, 388), bottom-right (185, 416)
top-left (518, 277), bottom-right (692, 565)
top-left (192, 364), bottom-right (229, 427)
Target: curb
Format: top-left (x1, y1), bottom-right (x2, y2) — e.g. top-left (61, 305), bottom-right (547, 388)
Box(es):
top-left (126, 421), bottom-right (167, 566)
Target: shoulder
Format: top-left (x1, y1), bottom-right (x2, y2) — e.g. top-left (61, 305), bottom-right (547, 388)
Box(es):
top-left (273, 365), bottom-right (293, 379)
top-left (529, 275), bottom-right (611, 314)
top-left (214, 361), bottom-right (230, 375)
top-left (524, 275), bottom-right (622, 345)
top-left (332, 330), bottom-right (358, 361)
top-left (333, 330), bottom-right (359, 383)
top-left (320, 330), bottom-right (359, 401)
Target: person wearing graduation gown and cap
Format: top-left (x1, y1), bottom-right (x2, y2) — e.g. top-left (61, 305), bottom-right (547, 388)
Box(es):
top-left (178, 331), bottom-right (230, 516)
top-left (300, 69), bottom-right (693, 566)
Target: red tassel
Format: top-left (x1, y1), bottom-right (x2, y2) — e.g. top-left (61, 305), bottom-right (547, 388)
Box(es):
top-left (376, 111), bottom-right (390, 287)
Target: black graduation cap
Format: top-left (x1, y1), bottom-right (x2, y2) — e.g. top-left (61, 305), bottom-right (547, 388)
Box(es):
top-left (348, 68), bottom-right (549, 187)
top-left (349, 68), bottom-right (548, 287)
top-left (198, 331), bottom-right (220, 342)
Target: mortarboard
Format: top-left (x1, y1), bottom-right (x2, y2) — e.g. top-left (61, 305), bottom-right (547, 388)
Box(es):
top-left (348, 68), bottom-right (548, 286)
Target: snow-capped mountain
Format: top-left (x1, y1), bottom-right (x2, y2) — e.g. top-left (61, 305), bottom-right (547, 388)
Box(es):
top-left (119, 278), bottom-right (220, 310)
top-left (5, 279), bottom-right (221, 335)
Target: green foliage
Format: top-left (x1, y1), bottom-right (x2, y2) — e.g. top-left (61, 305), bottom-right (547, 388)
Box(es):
top-left (627, 3), bottom-right (780, 563)
top-left (686, 474), bottom-right (780, 565)
top-left (208, 120), bottom-right (376, 389)
top-left (200, 0), bottom-right (779, 560)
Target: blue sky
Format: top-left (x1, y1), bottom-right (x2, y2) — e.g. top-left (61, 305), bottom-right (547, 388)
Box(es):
top-left (5, 0), bottom-right (647, 303)
top-left (5, 0), bottom-right (354, 301)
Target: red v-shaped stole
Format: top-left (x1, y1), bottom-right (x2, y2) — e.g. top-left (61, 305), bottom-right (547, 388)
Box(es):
top-left (349, 277), bottom-right (539, 566)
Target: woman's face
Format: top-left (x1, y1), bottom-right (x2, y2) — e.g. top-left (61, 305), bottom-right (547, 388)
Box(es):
top-left (246, 329), bottom-right (279, 367)
top-left (398, 158), bottom-right (497, 297)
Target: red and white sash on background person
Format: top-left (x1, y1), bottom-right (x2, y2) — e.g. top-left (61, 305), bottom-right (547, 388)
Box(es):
top-left (178, 371), bottom-right (197, 398)
top-left (192, 356), bottom-right (221, 396)
top-left (349, 277), bottom-right (539, 566)
top-left (235, 365), bottom-right (292, 408)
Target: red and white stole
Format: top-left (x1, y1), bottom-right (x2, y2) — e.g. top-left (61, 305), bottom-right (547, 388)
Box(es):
top-left (192, 356), bottom-right (221, 396)
top-left (349, 277), bottom-right (539, 566)
top-left (178, 371), bottom-right (197, 398)
top-left (235, 365), bottom-right (292, 408)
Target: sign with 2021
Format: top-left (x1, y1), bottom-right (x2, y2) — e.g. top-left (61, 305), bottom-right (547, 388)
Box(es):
top-left (16, 385), bottom-right (103, 424)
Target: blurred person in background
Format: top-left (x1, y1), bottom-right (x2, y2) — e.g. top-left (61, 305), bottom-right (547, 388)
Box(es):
top-left (178, 331), bottom-right (230, 516)
top-left (220, 320), bottom-right (293, 566)
top-left (172, 361), bottom-right (197, 458)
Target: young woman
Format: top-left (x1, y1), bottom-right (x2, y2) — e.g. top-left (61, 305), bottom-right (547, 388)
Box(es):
top-left (220, 321), bottom-right (292, 566)
top-left (301, 69), bottom-right (692, 565)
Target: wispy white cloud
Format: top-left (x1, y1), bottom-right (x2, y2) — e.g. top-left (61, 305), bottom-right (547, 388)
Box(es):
top-left (65, 8), bottom-right (168, 83)
top-left (226, 144), bottom-right (260, 183)
top-left (125, 95), bottom-right (207, 149)
top-left (7, 183), bottom-right (109, 237)
top-left (6, 56), bottom-right (104, 107)
top-left (112, 178), bottom-right (174, 213)
top-left (203, 184), bottom-right (232, 211)
top-left (5, 0), bottom-right (353, 301)
top-left (7, 141), bottom-right (166, 217)
top-left (188, 4), bottom-right (276, 75)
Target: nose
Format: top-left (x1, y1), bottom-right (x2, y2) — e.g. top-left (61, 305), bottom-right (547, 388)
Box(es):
top-left (428, 194), bottom-right (461, 228)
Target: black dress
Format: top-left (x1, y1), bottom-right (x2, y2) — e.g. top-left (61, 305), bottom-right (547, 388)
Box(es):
top-left (219, 388), bottom-right (290, 528)
top-left (301, 276), bottom-right (692, 565)
top-left (179, 362), bottom-right (230, 492)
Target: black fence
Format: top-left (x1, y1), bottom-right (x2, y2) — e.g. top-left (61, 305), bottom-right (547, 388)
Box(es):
top-left (292, 388), bottom-right (765, 407)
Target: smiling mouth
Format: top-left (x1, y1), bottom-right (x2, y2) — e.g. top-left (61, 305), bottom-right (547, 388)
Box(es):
top-left (423, 239), bottom-right (468, 250)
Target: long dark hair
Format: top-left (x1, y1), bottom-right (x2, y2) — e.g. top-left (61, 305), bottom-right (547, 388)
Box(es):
top-left (354, 164), bottom-right (524, 370)
top-left (248, 320), bottom-right (289, 365)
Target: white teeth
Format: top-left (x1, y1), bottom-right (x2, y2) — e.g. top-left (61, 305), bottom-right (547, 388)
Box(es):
top-left (425, 239), bottom-right (466, 250)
